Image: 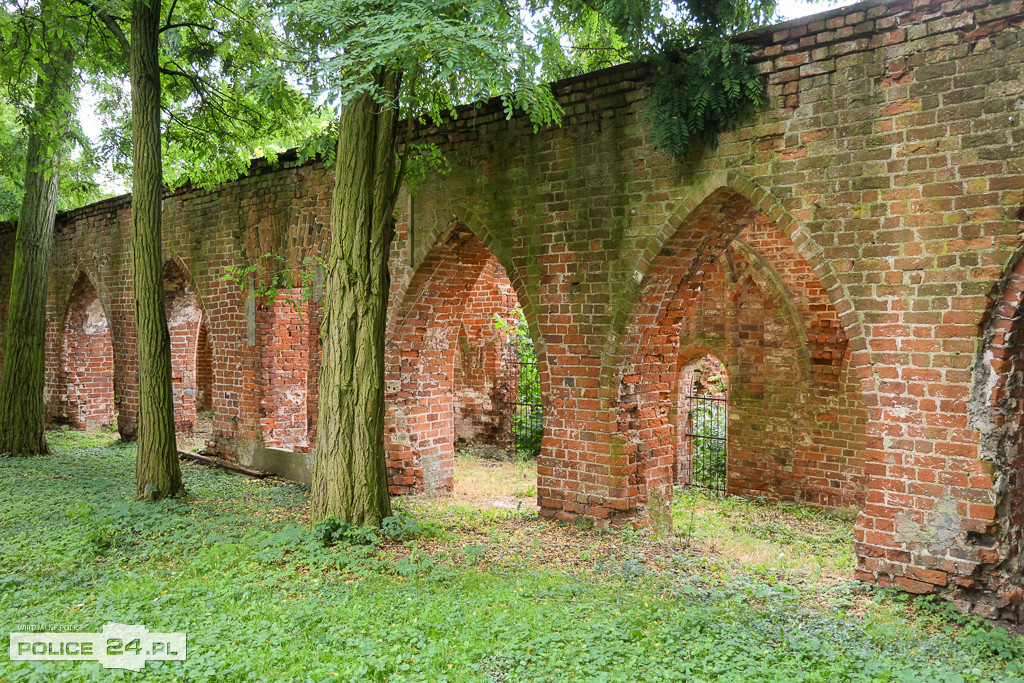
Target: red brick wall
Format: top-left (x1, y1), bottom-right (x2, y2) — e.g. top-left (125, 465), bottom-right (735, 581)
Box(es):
top-left (307, 298), bottom-right (322, 447)
top-left (386, 225), bottom-right (538, 494)
top-left (257, 291), bottom-right (310, 451)
top-left (2, 0), bottom-right (1022, 618)
top-left (54, 274), bottom-right (115, 429)
top-left (617, 189), bottom-right (868, 513)
top-left (164, 260), bottom-right (203, 434)
top-left (196, 319), bottom-right (212, 412)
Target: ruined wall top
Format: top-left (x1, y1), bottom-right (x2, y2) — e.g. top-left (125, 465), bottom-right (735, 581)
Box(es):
top-left (16, 0), bottom-right (998, 234)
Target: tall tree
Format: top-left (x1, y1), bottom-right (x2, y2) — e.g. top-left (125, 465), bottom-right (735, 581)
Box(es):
top-left (82, 0), bottom-right (310, 499)
top-left (0, 0), bottom-right (310, 494)
top-left (287, 1), bottom-right (567, 526)
top-left (0, 99), bottom-right (104, 224)
top-left (126, 0), bottom-right (180, 498)
top-left (0, 0), bottom-right (78, 455)
top-left (287, 0), bottom-right (778, 526)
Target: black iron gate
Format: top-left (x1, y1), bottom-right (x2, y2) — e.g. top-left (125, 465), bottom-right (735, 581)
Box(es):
top-left (501, 344), bottom-right (543, 456)
top-left (681, 393), bottom-right (728, 495)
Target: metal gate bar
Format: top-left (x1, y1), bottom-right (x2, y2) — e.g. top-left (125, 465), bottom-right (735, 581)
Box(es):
top-left (501, 345), bottom-right (543, 456)
top-left (681, 394), bottom-right (727, 495)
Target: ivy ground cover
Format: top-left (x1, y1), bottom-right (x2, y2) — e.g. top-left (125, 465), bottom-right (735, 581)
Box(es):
top-left (1, 430), bottom-right (1023, 682)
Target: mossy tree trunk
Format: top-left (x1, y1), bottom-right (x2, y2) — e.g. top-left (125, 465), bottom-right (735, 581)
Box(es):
top-left (0, 5), bottom-right (75, 456)
top-left (311, 69), bottom-right (401, 526)
top-left (130, 0), bottom-right (181, 499)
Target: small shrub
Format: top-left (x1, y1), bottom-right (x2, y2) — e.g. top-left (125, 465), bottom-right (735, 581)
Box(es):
top-left (313, 517), bottom-right (379, 547)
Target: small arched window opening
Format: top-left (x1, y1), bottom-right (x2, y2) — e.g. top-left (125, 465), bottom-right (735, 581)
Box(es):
top-left (677, 354), bottom-right (728, 495)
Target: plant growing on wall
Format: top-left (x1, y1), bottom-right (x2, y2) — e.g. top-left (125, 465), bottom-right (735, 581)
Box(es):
top-left (221, 254), bottom-right (326, 315)
top-left (647, 1), bottom-right (777, 157)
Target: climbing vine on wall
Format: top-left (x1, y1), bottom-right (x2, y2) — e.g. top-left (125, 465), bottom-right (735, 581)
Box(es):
top-left (647, 38), bottom-right (766, 157)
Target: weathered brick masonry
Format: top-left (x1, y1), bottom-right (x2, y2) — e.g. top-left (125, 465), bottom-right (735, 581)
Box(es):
top-left (1, 0), bottom-right (1022, 618)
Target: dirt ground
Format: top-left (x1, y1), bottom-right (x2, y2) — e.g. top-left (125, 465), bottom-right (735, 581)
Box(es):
top-left (177, 412), bottom-right (214, 452)
top-left (409, 445), bottom-right (540, 513)
top-left (400, 446), bottom-right (855, 584)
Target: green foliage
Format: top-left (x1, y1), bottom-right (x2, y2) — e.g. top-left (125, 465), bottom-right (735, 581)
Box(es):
top-left (0, 5), bottom-right (108, 221)
top-left (220, 253), bottom-right (325, 315)
top-left (673, 487), bottom-right (856, 578)
top-left (2, 430), bottom-right (1023, 681)
top-left (283, 0), bottom-right (565, 134)
top-left (648, 38), bottom-right (766, 157)
top-left (313, 516), bottom-right (379, 546)
top-left (380, 507), bottom-right (436, 541)
top-left (65, 0), bottom-right (322, 192)
top-left (0, 99), bottom-right (26, 222)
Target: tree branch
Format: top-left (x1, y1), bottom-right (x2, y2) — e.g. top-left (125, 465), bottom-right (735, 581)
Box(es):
top-left (392, 65), bottom-right (419, 205)
top-left (71, 0), bottom-right (129, 57)
top-left (162, 0), bottom-right (179, 30)
top-left (160, 21), bottom-right (215, 33)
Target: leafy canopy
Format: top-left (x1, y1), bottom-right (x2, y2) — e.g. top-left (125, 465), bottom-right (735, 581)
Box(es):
top-left (0, 0), bottom-right (109, 221)
top-left (81, 0), bottom-right (321, 190)
top-left (284, 0), bottom-right (781, 162)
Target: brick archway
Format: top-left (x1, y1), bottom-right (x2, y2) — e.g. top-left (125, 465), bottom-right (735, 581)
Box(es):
top-left (616, 187), bottom-right (868, 518)
top-left (163, 259), bottom-right (205, 435)
top-left (672, 351), bottom-right (728, 488)
top-left (57, 272), bottom-right (115, 429)
top-left (604, 172), bottom-right (872, 399)
top-left (963, 253), bottom-right (1024, 620)
top-left (386, 223), bottom-right (545, 495)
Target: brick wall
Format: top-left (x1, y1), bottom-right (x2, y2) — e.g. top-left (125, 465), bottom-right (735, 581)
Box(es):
top-left (164, 260), bottom-right (203, 435)
top-left (195, 319), bottom-right (212, 412)
top-left (385, 225), bottom-right (538, 493)
top-left (257, 291), bottom-right (311, 451)
top-left (2, 0), bottom-right (1023, 619)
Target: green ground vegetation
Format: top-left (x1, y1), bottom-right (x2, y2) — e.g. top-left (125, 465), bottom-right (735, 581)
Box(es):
top-left (1, 430), bottom-right (1023, 682)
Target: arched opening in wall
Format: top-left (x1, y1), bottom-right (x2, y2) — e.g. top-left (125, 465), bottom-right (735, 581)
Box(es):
top-left (619, 187), bottom-right (868, 521)
top-left (970, 255), bottom-right (1024, 621)
top-left (191, 317), bottom-right (214, 449)
top-left (195, 319), bottom-right (212, 413)
top-left (59, 274), bottom-right (115, 429)
top-left (163, 260), bottom-right (204, 447)
top-left (387, 224), bottom-right (542, 510)
top-left (675, 353), bottom-right (728, 495)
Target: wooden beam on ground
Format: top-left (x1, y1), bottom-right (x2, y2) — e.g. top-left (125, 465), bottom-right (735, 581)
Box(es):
top-left (177, 450), bottom-right (271, 479)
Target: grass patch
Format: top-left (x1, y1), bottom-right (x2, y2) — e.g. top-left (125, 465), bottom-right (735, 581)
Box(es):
top-left (407, 445), bottom-right (538, 514)
top-left (673, 487), bottom-right (856, 581)
top-left (1, 430), bottom-right (1022, 681)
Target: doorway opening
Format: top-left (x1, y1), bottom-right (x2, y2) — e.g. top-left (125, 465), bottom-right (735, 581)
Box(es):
top-left (677, 354), bottom-right (728, 495)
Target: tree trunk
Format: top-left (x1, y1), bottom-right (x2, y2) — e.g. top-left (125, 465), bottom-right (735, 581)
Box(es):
top-left (311, 70), bottom-right (401, 526)
top-left (0, 6), bottom-right (75, 456)
top-left (131, 0), bottom-right (181, 499)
